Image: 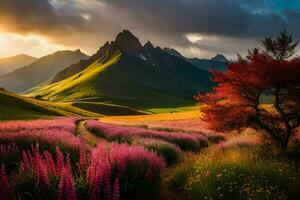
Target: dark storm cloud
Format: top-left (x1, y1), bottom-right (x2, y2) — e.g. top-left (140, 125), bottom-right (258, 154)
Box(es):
top-left (97, 0), bottom-right (300, 57)
top-left (1, 0), bottom-right (300, 58)
top-left (2, 0), bottom-right (300, 38)
top-left (101, 0), bottom-right (300, 38)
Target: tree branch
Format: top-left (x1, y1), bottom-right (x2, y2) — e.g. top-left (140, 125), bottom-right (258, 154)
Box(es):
top-left (274, 85), bottom-right (292, 134)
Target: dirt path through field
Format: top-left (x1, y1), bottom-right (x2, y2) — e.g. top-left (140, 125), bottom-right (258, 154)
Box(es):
top-left (77, 120), bottom-right (108, 147)
top-left (159, 168), bottom-right (186, 200)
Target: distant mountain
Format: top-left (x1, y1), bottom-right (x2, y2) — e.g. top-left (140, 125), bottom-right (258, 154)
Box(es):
top-left (188, 58), bottom-right (228, 72)
top-left (0, 54), bottom-right (37, 76)
top-left (164, 48), bottom-right (228, 72)
top-left (28, 30), bottom-right (214, 108)
top-left (211, 54), bottom-right (228, 62)
top-left (0, 50), bottom-right (88, 93)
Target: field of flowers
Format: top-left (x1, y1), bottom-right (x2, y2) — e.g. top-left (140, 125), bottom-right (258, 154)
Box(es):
top-left (0, 118), bottom-right (166, 200)
top-left (1, 114), bottom-right (299, 200)
top-left (87, 120), bottom-right (208, 151)
top-left (100, 111), bottom-right (226, 143)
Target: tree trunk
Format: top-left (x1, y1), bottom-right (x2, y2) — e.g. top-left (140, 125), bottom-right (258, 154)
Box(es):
top-left (279, 132), bottom-right (290, 151)
top-left (280, 140), bottom-right (288, 151)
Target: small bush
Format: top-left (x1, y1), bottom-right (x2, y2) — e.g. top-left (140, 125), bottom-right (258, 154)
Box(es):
top-left (133, 138), bottom-right (182, 165)
top-left (203, 132), bottom-right (226, 143)
top-left (34, 95), bottom-right (44, 100)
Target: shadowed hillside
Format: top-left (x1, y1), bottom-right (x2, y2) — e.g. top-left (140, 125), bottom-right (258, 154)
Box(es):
top-left (0, 54), bottom-right (36, 76)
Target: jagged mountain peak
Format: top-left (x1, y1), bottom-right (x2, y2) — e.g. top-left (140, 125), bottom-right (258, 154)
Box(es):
top-left (114, 30), bottom-right (142, 53)
top-left (144, 41), bottom-right (155, 50)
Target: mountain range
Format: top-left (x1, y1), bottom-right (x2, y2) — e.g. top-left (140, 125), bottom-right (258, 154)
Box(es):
top-left (0, 54), bottom-right (37, 76)
top-left (28, 30), bottom-right (215, 108)
top-left (0, 50), bottom-right (88, 93)
top-left (163, 48), bottom-right (228, 72)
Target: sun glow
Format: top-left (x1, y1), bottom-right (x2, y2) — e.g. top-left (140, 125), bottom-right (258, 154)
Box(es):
top-left (186, 33), bottom-right (204, 43)
top-left (0, 32), bottom-right (68, 58)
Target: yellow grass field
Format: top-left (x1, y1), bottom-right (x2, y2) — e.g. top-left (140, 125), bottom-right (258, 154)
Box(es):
top-left (100, 110), bottom-right (201, 124)
top-left (98, 108), bottom-right (218, 136)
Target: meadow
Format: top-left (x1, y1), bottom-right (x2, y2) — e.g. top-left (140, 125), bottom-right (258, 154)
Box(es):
top-left (0, 110), bottom-right (299, 200)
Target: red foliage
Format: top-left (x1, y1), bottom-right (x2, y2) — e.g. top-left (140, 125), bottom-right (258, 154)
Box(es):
top-left (195, 50), bottom-right (300, 149)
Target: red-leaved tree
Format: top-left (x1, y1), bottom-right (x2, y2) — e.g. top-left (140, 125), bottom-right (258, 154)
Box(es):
top-left (195, 31), bottom-right (300, 150)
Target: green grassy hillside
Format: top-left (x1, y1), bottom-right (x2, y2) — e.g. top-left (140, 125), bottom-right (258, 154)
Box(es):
top-left (28, 51), bottom-right (211, 109)
top-left (72, 102), bottom-right (147, 115)
top-left (0, 88), bottom-right (147, 120)
top-left (0, 90), bottom-right (62, 120)
top-left (0, 90), bottom-right (101, 120)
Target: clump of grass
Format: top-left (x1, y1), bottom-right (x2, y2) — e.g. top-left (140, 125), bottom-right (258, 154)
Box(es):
top-left (171, 145), bottom-right (300, 200)
top-left (216, 134), bottom-right (261, 150)
top-left (133, 138), bottom-right (182, 165)
top-left (202, 132), bottom-right (226, 143)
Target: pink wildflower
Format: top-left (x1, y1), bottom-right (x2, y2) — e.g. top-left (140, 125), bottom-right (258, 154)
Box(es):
top-left (0, 164), bottom-right (10, 200)
top-left (58, 166), bottom-right (76, 200)
top-left (112, 178), bottom-right (120, 200)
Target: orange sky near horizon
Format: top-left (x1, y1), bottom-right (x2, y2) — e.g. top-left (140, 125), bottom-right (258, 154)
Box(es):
top-left (0, 31), bottom-right (80, 58)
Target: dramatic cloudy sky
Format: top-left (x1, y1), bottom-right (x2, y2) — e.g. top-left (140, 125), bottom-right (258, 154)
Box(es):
top-left (1, 0), bottom-right (300, 59)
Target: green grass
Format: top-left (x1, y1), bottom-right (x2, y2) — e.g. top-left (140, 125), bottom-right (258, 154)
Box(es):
top-left (72, 101), bottom-right (147, 116)
top-left (0, 90), bottom-right (60, 120)
top-left (0, 90), bottom-right (101, 120)
top-left (146, 105), bottom-right (199, 114)
top-left (171, 146), bottom-right (300, 200)
top-left (27, 52), bottom-right (122, 102)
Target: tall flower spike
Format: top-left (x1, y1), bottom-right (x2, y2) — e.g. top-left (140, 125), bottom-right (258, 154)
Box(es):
top-left (112, 178), bottom-right (120, 200)
top-left (43, 151), bottom-right (56, 177)
top-left (58, 166), bottom-right (76, 200)
top-left (56, 147), bottom-right (64, 177)
top-left (0, 164), bottom-right (10, 200)
top-left (35, 152), bottom-right (50, 189)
